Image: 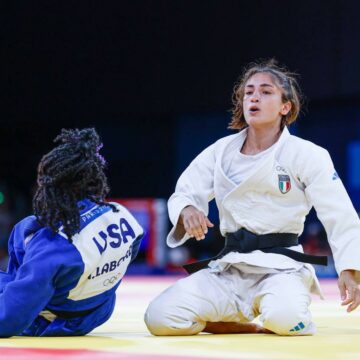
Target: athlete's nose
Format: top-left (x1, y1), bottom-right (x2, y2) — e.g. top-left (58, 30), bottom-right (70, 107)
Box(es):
top-left (250, 94), bottom-right (260, 102)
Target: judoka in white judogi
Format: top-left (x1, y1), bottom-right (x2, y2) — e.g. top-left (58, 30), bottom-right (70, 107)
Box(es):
top-left (144, 126), bottom-right (360, 336)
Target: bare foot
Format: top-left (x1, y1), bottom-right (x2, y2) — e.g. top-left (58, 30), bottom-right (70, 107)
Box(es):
top-left (203, 321), bottom-right (273, 334)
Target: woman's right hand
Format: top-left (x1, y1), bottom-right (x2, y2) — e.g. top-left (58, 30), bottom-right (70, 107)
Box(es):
top-left (179, 205), bottom-right (214, 241)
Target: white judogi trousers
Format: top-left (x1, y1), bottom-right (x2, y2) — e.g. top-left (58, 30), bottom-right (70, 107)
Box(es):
top-left (145, 266), bottom-right (316, 336)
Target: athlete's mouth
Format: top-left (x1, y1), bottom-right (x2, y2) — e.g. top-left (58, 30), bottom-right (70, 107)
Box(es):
top-left (249, 105), bottom-right (260, 113)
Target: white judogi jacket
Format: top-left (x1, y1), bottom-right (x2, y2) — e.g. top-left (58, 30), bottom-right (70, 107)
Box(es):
top-left (167, 127), bottom-right (360, 294)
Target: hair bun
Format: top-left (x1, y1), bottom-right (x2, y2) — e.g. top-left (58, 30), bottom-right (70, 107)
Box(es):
top-left (52, 128), bottom-right (105, 165)
top-left (54, 128), bottom-right (99, 147)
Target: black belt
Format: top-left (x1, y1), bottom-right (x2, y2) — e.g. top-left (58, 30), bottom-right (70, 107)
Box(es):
top-left (46, 304), bottom-right (102, 319)
top-left (182, 228), bottom-right (328, 274)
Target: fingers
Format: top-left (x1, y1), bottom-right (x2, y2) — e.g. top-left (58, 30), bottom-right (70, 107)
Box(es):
top-left (205, 217), bottom-right (215, 228)
top-left (338, 275), bottom-right (360, 312)
top-left (181, 208), bottom-right (213, 241)
top-left (186, 217), bottom-right (205, 240)
top-left (341, 296), bottom-right (353, 306)
top-left (341, 284), bottom-right (355, 306)
top-left (199, 214), bottom-right (209, 236)
top-left (338, 278), bottom-right (346, 301)
top-left (343, 287), bottom-right (360, 312)
top-left (347, 289), bottom-right (360, 312)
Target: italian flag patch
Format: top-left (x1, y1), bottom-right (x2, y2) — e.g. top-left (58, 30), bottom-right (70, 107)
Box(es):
top-left (278, 174), bottom-right (291, 194)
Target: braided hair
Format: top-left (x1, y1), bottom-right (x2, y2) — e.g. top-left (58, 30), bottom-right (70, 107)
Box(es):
top-left (33, 128), bottom-right (117, 240)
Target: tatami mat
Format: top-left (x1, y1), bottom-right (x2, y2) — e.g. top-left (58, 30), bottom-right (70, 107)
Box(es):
top-left (1, 276), bottom-right (360, 360)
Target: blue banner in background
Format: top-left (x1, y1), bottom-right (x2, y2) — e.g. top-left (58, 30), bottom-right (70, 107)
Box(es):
top-left (348, 141), bottom-right (360, 210)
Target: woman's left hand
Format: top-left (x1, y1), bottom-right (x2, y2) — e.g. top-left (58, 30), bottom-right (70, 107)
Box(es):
top-left (338, 269), bottom-right (360, 312)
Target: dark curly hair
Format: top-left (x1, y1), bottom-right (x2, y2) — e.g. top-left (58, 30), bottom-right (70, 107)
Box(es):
top-left (33, 128), bottom-right (117, 240)
top-left (229, 59), bottom-right (303, 130)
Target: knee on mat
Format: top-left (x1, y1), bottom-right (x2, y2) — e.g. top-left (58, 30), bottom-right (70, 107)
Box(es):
top-left (261, 302), bottom-right (311, 336)
top-left (144, 299), bottom-right (204, 336)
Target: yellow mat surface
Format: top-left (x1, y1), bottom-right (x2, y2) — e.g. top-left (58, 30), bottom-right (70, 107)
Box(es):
top-left (1, 276), bottom-right (360, 359)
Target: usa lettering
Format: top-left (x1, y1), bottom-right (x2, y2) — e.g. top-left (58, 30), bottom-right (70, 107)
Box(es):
top-left (92, 218), bottom-right (135, 254)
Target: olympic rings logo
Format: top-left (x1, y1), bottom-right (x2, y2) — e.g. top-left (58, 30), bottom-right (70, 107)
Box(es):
top-left (103, 272), bottom-right (122, 286)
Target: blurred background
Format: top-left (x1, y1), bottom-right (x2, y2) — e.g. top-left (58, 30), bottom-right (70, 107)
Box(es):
top-left (0, 1), bottom-right (359, 277)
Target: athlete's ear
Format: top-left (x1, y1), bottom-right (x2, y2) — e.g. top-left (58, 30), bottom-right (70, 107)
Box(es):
top-left (281, 101), bottom-right (291, 115)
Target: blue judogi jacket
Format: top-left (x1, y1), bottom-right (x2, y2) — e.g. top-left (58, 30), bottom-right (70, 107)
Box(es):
top-left (0, 199), bottom-right (143, 337)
